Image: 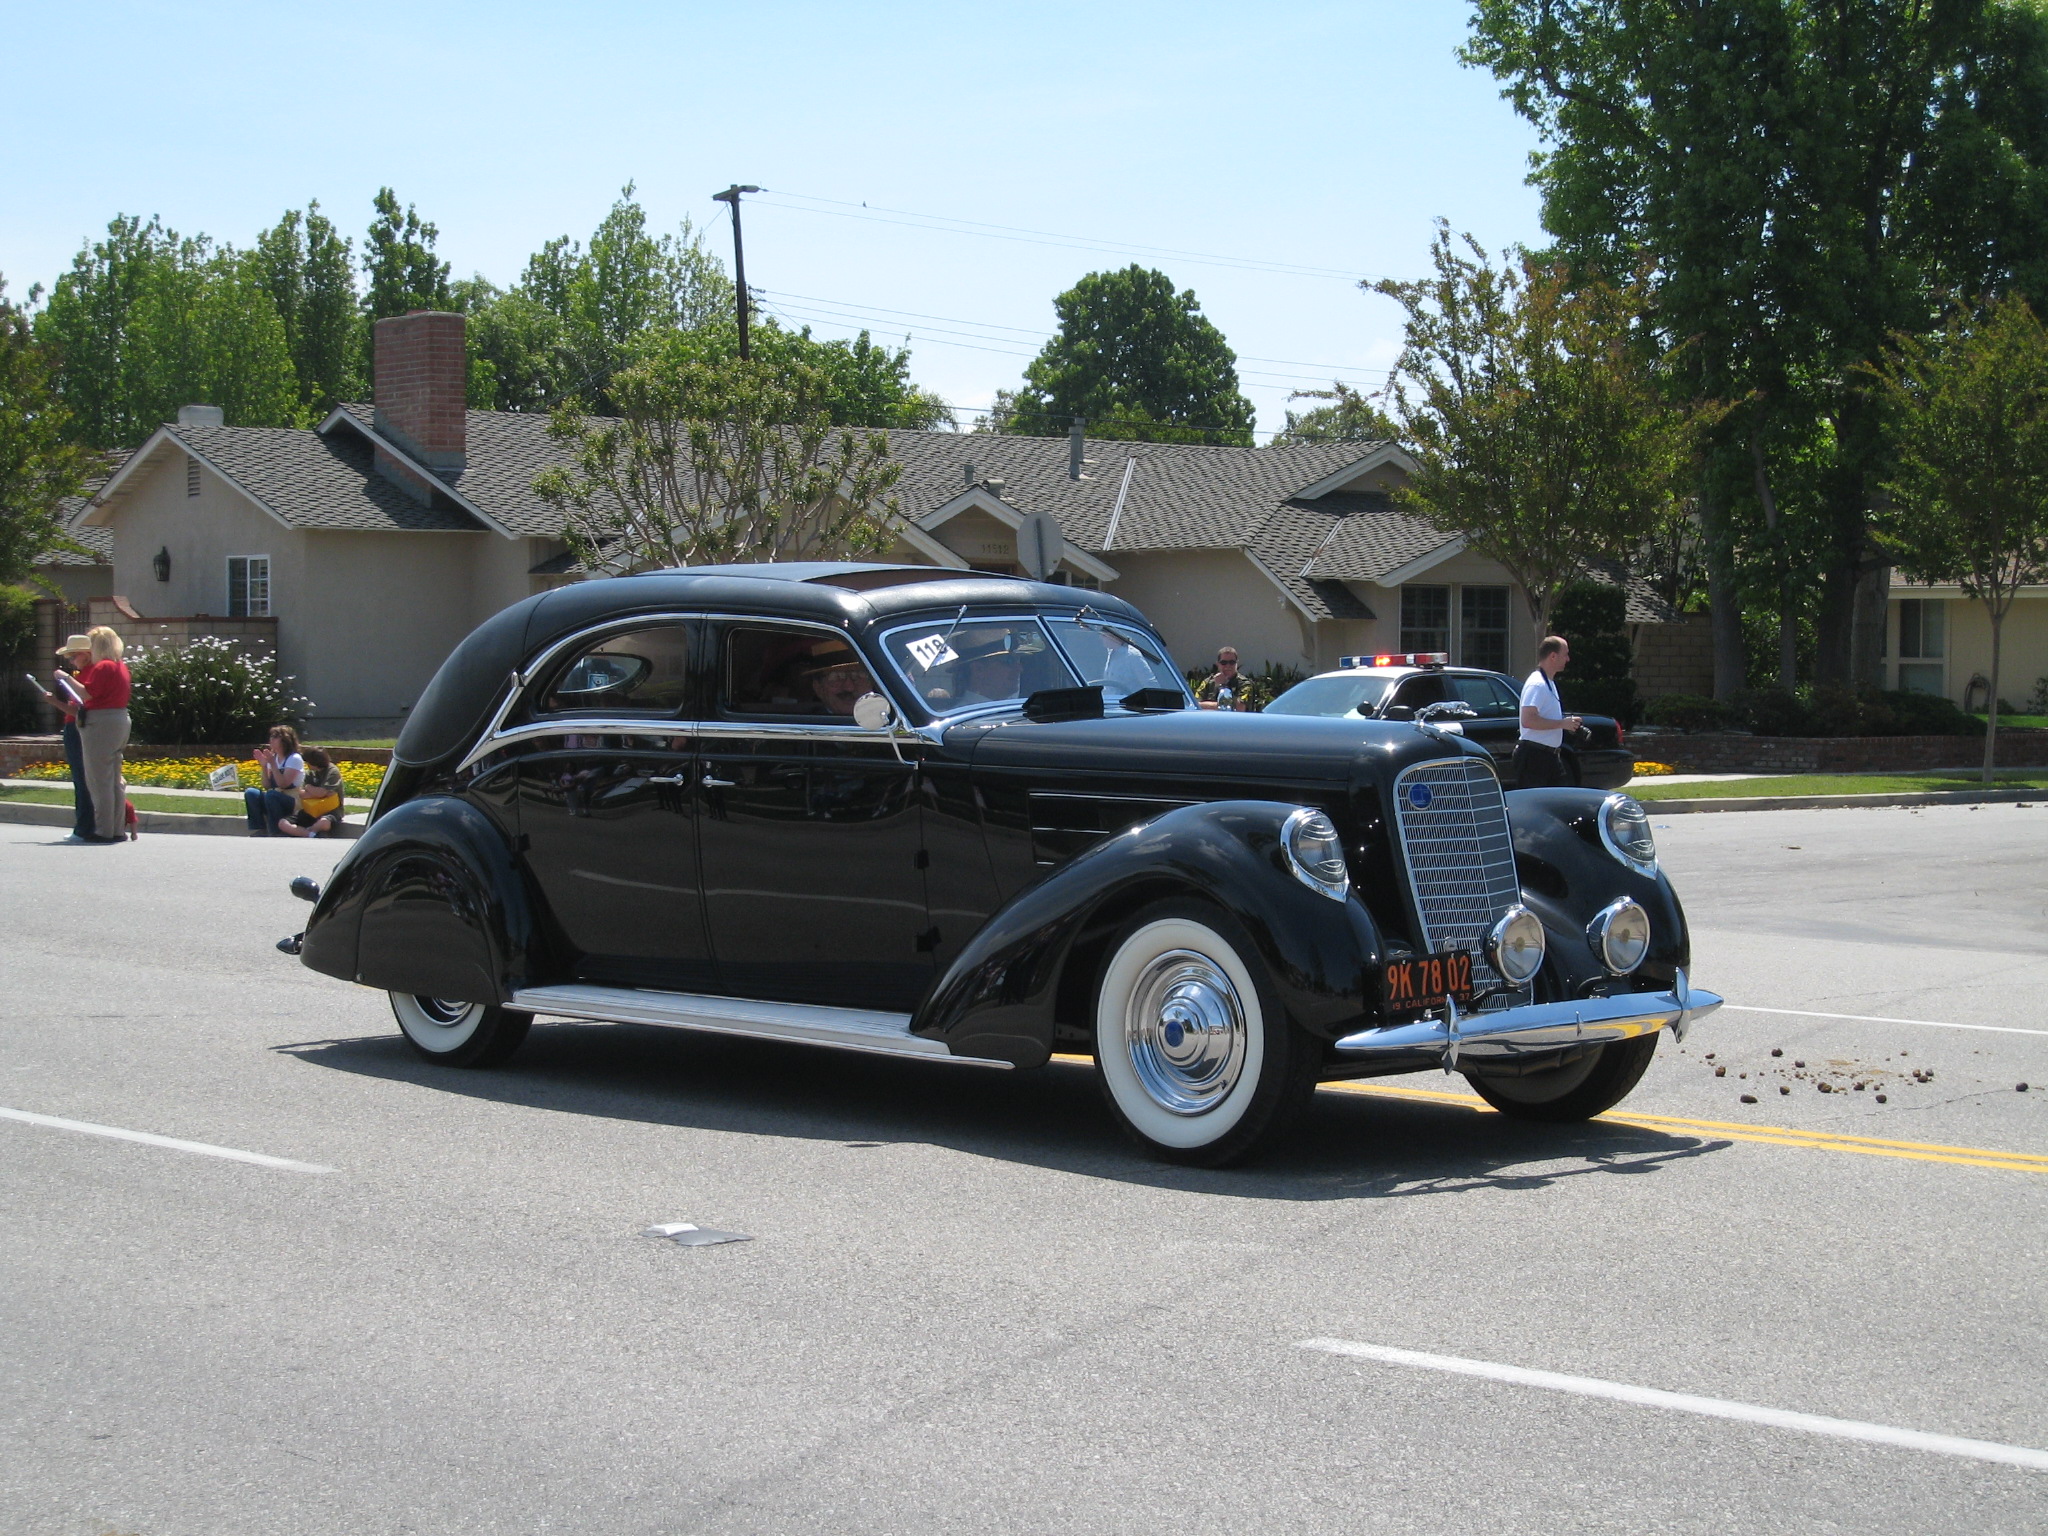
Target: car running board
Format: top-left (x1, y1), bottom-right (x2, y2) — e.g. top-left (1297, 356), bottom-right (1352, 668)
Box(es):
top-left (506, 983), bottom-right (1014, 1069)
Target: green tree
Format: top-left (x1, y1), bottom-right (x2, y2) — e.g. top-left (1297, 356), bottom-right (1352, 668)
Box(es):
top-left (1375, 225), bottom-right (1716, 642)
top-left (0, 276), bottom-right (96, 586)
top-left (34, 216), bottom-right (299, 448)
top-left (252, 201), bottom-right (362, 414)
top-left (362, 188), bottom-right (451, 320)
top-left (1272, 381), bottom-right (1402, 444)
top-left (1464, 0), bottom-right (2048, 695)
top-left (465, 186), bottom-right (734, 413)
top-left (1872, 294), bottom-right (2048, 782)
top-left (534, 334), bottom-right (907, 572)
top-left (998, 266), bottom-right (1255, 444)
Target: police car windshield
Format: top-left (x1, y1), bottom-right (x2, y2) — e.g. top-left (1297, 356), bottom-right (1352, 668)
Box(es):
top-left (1263, 675), bottom-right (1388, 718)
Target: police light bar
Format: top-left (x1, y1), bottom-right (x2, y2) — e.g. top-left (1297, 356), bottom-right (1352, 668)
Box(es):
top-left (1339, 652), bottom-right (1449, 670)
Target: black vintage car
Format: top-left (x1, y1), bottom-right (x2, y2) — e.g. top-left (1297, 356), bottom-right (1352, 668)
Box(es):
top-left (1264, 659), bottom-right (1636, 790)
top-left (293, 564), bottom-right (1719, 1166)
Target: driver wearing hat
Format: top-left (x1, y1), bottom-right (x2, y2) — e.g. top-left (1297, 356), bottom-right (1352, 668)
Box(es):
top-left (799, 641), bottom-right (879, 717)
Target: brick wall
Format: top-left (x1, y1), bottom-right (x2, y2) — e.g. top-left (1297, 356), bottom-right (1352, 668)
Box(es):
top-left (1632, 613), bottom-right (1714, 699)
top-left (1637, 729), bottom-right (2048, 773)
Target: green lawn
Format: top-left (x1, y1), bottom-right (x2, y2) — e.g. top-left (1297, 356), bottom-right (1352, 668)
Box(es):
top-left (0, 785), bottom-right (245, 816)
top-left (1973, 713), bottom-right (2048, 730)
top-left (1633, 770), bottom-right (2048, 800)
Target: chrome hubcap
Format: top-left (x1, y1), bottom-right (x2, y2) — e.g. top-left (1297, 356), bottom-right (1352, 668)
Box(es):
top-left (416, 997), bottom-right (473, 1028)
top-left (1125, 949), bottom-right (1247, 1116)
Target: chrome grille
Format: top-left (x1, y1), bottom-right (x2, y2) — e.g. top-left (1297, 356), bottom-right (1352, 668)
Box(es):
top-left (1392, 757), bottom-right (1521, 985)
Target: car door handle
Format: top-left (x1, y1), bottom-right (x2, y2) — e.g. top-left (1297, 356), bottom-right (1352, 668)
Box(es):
top-left (701, 773), bottom-right (738, 789)
top-left (644, 773), bottom-right (691, 786)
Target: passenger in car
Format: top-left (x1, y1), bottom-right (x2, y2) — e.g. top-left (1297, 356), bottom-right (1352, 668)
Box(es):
top-left (805, 652), bottom-right (879, 716)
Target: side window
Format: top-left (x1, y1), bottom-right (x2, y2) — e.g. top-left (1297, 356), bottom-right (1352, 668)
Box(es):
top-left (543, 625), bottom-right (693, 714)
top-left (723, 627), bottom-right (880, 720)
top-left (1392, 675), bottom-right (1447, 710)
top-left (1450, 674), bottom-right (1516, 717)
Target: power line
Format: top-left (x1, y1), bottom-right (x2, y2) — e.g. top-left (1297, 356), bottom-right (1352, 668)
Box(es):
top-left (759, 287), bottom-right (1395, 375)
top-left (750, 190), bottom-right (1391, 284)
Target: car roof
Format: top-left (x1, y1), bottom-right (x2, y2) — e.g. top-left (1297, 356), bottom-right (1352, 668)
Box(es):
top-left (1305, 665), bottom-right (1504, 682)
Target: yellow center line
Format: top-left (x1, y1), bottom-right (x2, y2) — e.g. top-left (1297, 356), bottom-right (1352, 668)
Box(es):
top-left (1319, 1080), bottom-right (2048, 1174)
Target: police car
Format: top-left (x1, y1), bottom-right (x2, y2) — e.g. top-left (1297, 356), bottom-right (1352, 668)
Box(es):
top-left (1262, 653), bottom-right (1634, 790)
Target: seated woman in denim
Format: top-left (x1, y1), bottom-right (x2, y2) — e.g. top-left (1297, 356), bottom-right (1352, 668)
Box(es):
top-left (243, 725), bottom-right (304, 835)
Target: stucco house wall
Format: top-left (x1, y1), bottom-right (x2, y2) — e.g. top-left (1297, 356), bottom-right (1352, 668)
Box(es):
top-left (1109, 549), bottom-right (1327, 675)
top-left (295, 530), bottom-right (487, 725)
top-left (1890, 588), bottom-right (2048, 710)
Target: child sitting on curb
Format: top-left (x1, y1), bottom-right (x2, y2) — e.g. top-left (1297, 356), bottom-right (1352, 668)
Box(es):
top-left (277, 749), bottom-right (346, 839)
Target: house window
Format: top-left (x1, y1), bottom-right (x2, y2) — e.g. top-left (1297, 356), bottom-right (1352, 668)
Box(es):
top-left (227, 556), bottom-right (271, 618)
top-left (1459, 585), bottom-right (1510, 672)
top-left (1897, 598), bottom-right (1944, 695)
top-left (1400, 585), bottom-right (1451, 654)
top-left (186, 456), bottom-right (200, 497)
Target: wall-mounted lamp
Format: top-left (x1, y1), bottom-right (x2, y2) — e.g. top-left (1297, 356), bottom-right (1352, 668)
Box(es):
top-left (153, 547), bottom-right (171, 582)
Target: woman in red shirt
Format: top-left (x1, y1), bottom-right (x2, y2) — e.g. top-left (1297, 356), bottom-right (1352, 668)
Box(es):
top-left (76, 625), bottom-right (132, 843)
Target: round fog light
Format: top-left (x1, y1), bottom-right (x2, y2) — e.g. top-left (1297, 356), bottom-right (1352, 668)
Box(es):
top-left (1488, 905), bottom-right (1546, 986)
top-left (1587, 897), bottom-right (1651, 974)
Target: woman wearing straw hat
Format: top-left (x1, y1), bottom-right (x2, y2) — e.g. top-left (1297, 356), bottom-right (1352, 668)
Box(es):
top-left (51, 634), bottom-right (97, 840)
top-left (73, 626), bottom-right (132, 844)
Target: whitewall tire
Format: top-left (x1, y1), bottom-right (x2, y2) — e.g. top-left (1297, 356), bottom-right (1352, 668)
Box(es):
top-left (389, 993), bottom-right (532, 1068)
top-left (1093, 901), bottom-right (1317, 1166)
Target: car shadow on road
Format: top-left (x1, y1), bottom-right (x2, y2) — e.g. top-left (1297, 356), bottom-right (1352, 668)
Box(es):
top-left (276, 1019), bottom-right (1730, 1201)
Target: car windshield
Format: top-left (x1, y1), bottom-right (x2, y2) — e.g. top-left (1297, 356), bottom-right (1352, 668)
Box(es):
top-left (1044, 617), bottom-right (1187, 706)
top-left (1264, 675), bottom-right (1388, 717)
top-left (882, 616), bottom-right (1079, 715)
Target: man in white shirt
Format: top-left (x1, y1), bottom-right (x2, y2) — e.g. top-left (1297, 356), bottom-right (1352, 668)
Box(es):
top-left (1515, 635), bottom-right (1582, 789)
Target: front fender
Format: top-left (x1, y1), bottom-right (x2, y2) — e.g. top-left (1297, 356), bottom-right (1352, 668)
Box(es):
top-left (912, 800), bottom-right (1384, 1068)
top-left (299, 795), bottom-right (537, 1006)
top-left (1506, 787), bottom-right (1690, 995)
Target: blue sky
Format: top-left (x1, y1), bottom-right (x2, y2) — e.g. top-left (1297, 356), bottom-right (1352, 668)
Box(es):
top-left (2, 1), bottom-right (1548, 434)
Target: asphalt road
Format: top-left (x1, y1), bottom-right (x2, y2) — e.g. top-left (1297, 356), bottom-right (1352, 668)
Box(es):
top-left (2, 803), bottom-right (2045, 1535)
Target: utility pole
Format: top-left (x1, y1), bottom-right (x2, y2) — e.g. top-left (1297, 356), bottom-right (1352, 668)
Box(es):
top-left (712, 184), bottom-right (760, 360)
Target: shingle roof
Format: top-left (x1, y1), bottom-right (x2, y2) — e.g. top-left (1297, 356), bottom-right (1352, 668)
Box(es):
top-left (38, 476), bottom-right (114, 566)
top-left (171, 421), bottom-right (484, 532)
top-left (336, 404), bottom-right (563, 537)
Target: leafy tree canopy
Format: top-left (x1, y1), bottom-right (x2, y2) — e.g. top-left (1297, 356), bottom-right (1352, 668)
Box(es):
top-left (1271, 381), bottom-right (1402, 444)
top-left (1463, 0), bottom-right (2048, 692)
top-left (997, 266), bottom-right (1255, 445)
top-left (252, 201), bottom-right (362, 415)
top-left (1873, 292), bottom-right (2048, 778)
top-left (534, 340), bottom-right (906, 574)
top-left (1376, 225), bottom-right (1720, 640)
top-left (362, 187), bottom-right (451, 320)
top-left (0, 276), bottom-right (96, 586)
top-left (33, 216), bottom-right (300, 448)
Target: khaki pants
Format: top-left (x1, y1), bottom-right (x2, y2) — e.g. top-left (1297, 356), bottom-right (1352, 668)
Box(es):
top-left (79, 708), bottom-right (130, 839)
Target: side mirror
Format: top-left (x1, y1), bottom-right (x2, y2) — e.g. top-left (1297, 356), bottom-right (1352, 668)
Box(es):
top-left (1380, 704), bottom-right (1414, 721)
top-left (852, 693), bottom-right (896, 731)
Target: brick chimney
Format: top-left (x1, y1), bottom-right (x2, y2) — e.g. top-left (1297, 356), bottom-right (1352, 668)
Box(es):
top-left (373, 310), bottom-right (467, 480)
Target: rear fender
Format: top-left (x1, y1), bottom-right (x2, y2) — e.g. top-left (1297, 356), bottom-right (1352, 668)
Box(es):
top-left (912, 800), bottom-right (1384, 1068)
top-left (1506, 787), bottom-right (1690, 995)
top-left (299, 795), bottom-right (536, 1005)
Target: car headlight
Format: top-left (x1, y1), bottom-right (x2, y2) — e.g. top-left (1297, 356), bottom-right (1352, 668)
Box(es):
top-left (1598, 794), bottom-right (1658, 874)
top-left (1488, 904), bottom-right (1546, 986)
top-left (1587, 896), bottom-right (1652, 974)
top-left (1282, 808), bottom-right (1350, 902)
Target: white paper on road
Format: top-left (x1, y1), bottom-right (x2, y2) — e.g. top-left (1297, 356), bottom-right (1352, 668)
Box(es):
top-left (1299, 1339), bottom-right (2048, 1471)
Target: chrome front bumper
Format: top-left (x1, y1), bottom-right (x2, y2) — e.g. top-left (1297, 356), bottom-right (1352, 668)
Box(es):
top-left (1333, 969), bottom-right (1722, 1070)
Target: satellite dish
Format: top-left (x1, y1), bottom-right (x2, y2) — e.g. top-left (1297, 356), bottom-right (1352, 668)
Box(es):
top-left (1017, 509), bottom-right (1062, 581)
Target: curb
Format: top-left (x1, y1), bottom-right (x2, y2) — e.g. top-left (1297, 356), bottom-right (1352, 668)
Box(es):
top-left (1640, 787), bottom-right (2044, 814)
top-left (0, 801), bottom-right (361, 839)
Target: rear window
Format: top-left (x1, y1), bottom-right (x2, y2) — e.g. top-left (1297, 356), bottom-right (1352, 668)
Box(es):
top-left (540, 625), bottom-right (693, 715)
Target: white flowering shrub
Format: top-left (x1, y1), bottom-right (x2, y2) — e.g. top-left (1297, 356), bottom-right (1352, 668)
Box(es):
top-left (127, 637), bottom-right (313, 745)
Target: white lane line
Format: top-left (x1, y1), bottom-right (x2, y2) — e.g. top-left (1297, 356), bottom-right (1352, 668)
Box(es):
top-left (1722, 1004), bottom-right (2048, 1038)
top-left (1299, 1340), bottom-right (2048, 1471)
top-left (0, 1107), bottom-right (335, 1174)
